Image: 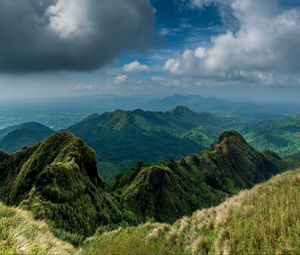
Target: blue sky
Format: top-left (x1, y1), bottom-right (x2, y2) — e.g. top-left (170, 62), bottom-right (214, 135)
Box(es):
top-left (0, 0), bottom-right (300, 102)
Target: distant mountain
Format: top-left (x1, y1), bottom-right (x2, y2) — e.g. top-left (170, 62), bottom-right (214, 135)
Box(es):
top-left (150, 95), bottom-right (300, 121)
top-left (0, 132), bottom-right (129, 242)
top-left (0, 122), bottom-right (54, 153)
top-left (80, 167), bottom-right (300, 255)
top-left (243, 116), bottom-right (300, 156)
top-left (152, 94), bottom-right (233, 112)
top-left (112, 131), bottom-right (283, 223)
top-left (68, 107), bottom-right (243, 181)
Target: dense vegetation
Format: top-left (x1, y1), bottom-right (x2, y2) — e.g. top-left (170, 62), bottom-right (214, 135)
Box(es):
top-left (0, 128), bottom-right (298, 254)
top-left (68, 107), bottom-right (243, 180)
top-left (1, 108), bottom-right (299, 182)
top-left (111, 131), bottom-right (283, 223)
top-left (79, 168), bottom-right (300, 255)
top-left (0, 130), bottom-right (286, 244)
top-left (0, 122), bottom-right (53, 153)
top-left (0, 132), bottom-right (133, 243)
top-left (242, 116), bottom-right (300, 156)
top-left (0, 203), bottom-right (74, 254)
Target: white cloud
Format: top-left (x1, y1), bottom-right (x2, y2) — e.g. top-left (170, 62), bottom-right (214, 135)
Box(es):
top-left (123, 60), bottom-right (149, 73)
top-left (46, 0), bottom-right (92, 39)
top-left (194, 47), bottom-right (206, 58)
top-left (165, 0), bottom-right (300, 86)
top-left (114, 74), bottom-right (129, 84)
top-left (151, 76), bottom-right (165, 82)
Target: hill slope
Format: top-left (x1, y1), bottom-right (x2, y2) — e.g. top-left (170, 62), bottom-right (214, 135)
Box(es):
top-left (0, 203), bottom-right (74, 254)
top-left (68, 107), bottom-right (243, 180)
top-left (0, 122), bottom-right (54, 153)
top-left (112, 131), bottom-right (283, 223)
top-left (243, 116), bottom-right (300, 156)
top-left (0, 132), bottom-right (128, 242)
top-left (79, 168), bottom-right (300, 255)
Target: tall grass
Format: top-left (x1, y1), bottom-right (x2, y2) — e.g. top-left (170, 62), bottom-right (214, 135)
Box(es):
top-left (0, 203), bottom-right (74, 255)
top-left (78, 168), bottom-right (300, 255)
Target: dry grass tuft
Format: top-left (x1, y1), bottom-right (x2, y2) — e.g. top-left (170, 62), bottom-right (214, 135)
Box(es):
top-left (78, 168), bottom-right (300, 255)
top-left (0, 203), bottom-right (74, 255)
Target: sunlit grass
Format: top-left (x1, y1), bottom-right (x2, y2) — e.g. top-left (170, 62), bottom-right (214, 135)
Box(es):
top-left (0, 203), bottom-right (74, 255)
top-left (78, 168), bottom-right (300, 255)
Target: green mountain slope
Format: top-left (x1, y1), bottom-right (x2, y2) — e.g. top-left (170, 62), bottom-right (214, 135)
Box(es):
top-left (79, 167), bottom-right (300, 255)
top-left (0, 122), bottom-right (54, 153)
top-left (243, 116), bottom-right (300, 156)
top-left (0, 203), bottom-right (74, 254)
top-left (68, 107), bottom-right (243, 181)
top-left (0, 132), bottom-right (129, 243)
top-left (111, 131), bottom-right (283, 223)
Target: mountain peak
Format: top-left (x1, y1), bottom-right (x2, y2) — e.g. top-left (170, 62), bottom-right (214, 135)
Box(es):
top-left (0, 131), bottom-right (123, 238)
top-left (169, 105), bottom-right (194, 114)
top-left (218, 130), bottom-right (246, 143)
top-left (132, 108), bottom-right (145, 114)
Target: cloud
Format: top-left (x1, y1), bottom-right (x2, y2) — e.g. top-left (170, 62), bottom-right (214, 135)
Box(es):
top-left (151, 76), bottom-right (165, 82)
top-left (114, 74), bottom-right (129, 84)
top-left (0, 0), bottom-right (155, 73)
top-left (165, 0), bottom-right (300, 86)
top-left (123, 60), bottom-right (149, 73)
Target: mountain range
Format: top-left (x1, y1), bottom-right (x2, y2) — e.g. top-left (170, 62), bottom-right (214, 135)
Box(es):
top-left (0, 127), bottom-right (298, 253)
top-left (0, 130), bottom-right (287, 243)
top-left (68, 106), bottom-right (243, 180)
top-left (1, 94), bottom-right (299, 131)
top-left (0, 107), bottom-right (299, 182)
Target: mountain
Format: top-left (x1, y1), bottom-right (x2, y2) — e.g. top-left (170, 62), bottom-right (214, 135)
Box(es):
top-left (79, 167), bottom-right (300, 255)
top-left (0, 202), bottom-right (74, 254)
top-left (111, 131), bottom-right (283, 223)
top-left (0, 122), bottom-right (54, 153)
top-left (243, 115), bottom-right (300, 156)
top-left (152, 94), bottom-right (233, 113)
top-left (0, 132), bottom-right (130, 243)
top-left (68, 107), bottom-right (243, 181)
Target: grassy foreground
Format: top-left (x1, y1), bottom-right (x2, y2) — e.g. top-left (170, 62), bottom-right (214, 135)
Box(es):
top-left (0, 203), bottom-right (74, 255)
top-left (78, 168), bottom-right (300, 255)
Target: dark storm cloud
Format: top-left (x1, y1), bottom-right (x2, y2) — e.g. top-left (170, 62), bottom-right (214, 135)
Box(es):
top-left (0, 0), bottom-right (155, 72)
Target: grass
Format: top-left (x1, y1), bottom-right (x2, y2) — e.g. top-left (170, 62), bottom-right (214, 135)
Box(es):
top-left (78, 168), bottom-right (300, 255)
top-left (0, 202), bottom-right (74, 255)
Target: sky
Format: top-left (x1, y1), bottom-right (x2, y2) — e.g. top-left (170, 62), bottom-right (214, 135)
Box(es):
top-left (0, 0), bottom-right (300, 102)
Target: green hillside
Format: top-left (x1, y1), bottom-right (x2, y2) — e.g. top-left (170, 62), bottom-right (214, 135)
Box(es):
top-left (111, 131), bottom-right (283, 223)
top-left (0, 203), bottom-right (74, 255)
top-left (68, 107), bottom-right (243, 181)
top-left (0, 129), bottom-right (297, 254)
top-left (79, 167), bottom-right (300, 255)
top-left (0, 132), bottom-right (131, 243)
top-left (243, 116), bottom-right (300, 156)
top-left (0, 122), bottom-right (54, 153)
